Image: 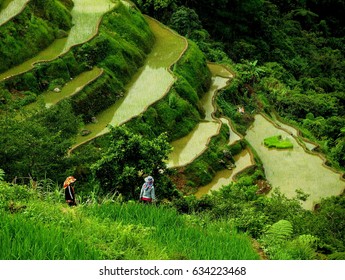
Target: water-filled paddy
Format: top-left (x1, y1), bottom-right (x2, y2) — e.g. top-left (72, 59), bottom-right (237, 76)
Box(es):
top-left (74, 16), bottom-right (187, 147)
top-left (167, 64), bottom-right (232, 168)
top-left (0, 0), bottom-right (114, 81)
top-left (25, 67), bottom-right (103, 110)
top-left (272, 116), bottom-right (318, 151)
top-left (0, 0), bottom-right (29, 26)
top-left (245, 114), bottom-right (345, 209)
top-left (195, 149), bottom-right (253, 197)
top-left (168, 63), bottom-right (252, 192)
top-left (220, 117), bottom-right (242, 145)
top-left (62, 0), bottom-right (116, 52)
top-left (167, 121), bottom-right (220, 168)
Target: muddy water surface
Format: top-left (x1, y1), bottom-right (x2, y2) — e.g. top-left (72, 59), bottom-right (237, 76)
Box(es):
top-left (74, 17), bottom-right (187, 148)
top-left (245, 114), bottom-right (345, 209)
top-left (62, 0), bottom-right (116, 52)
top-left (167, 121), bottom-right (220, 168)
top-left (25, 67), bottom-right (103, 110)
top-left (195, 149), bottom-right (253, 197)
top-left (167, 65), bottom-right (230, 168)
top-left (0, 0), bottom-right (29, 26)
top-left (220, 117), bottom-right (242, 145)
top-left (0, 0), bottom-right (114, 81)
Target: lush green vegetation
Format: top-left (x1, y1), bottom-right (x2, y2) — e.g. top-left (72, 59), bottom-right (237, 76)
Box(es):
top-left (172, 170), bottom-right (345, 260)
top-left (91, 125), bottom-right (174, 199)
top-left (134, 0), bottom-right (345, 172)
top-left (0, 177), bottom-right (259, 260)
top-left (71, 40), bottom-right (212, 197)
top-left (130, 0), bottom-right (345, 260)
top-left (0, 101), bottom-right (81, 181)
top-left (0, 2), bottom-right (155, 183)
top-left (264, 135), bottom-right (293, 149)
top-left (126, 40), bottom-right (211, 141)
top-left (0, 0), bottom-right (72, 72)
top-left (1, 2), bottom-right (154, 121)
top-left (3, 163), bottom-right (344, 260)
top-left (0, 0), bottom-right (344, 261)
top-left (175, 124), bottom-right (243, 191)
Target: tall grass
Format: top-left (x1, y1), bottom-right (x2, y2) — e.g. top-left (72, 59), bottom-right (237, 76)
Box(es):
top-left (0, 211), bottom-right (102, 259)
top-left (83, 202), bottom-right (260, 260)
top-left (0, 181), bottom-right (259, 260)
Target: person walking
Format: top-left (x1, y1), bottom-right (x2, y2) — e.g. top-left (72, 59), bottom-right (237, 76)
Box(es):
top-left (139, 176), bottom-right (155, 203)
top-left (64, 176), bottom-right (77, 206)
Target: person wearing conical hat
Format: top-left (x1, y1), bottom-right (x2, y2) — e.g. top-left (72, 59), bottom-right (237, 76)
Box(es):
top-left (64, 176), bottom-right (77, 206)
top-left (139, 176), bottom-right (155, 203)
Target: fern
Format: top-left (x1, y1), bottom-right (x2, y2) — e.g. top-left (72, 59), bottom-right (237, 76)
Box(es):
top-left (328, 252), bottom-right (345, 260)
top-left (266, 219), bottom-right (293, 241)
top-left (296, 234), bottom-right (318, 247)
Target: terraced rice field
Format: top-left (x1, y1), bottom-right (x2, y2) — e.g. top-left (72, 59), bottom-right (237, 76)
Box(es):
top-left (0, 0), bottom-right (29, 26)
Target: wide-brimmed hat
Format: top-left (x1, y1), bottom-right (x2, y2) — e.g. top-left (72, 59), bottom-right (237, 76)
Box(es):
top-left (144, 176), bottom-right (154, 183)
top-left (63, 176), bottom-right (76, 188)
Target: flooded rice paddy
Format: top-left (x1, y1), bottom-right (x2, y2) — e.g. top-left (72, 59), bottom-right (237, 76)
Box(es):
top-left (0, 0), bottom-right (29, 26)
top-left (245, 114), bottom-right (345, 209)
top-left (73, 16), bottom-right (187, 148)
top-left (167, 71), bottom-right (231, 168)
top-left (195, 149), bottom-right (253, 197)
top-left (0, 0), bottom-right (114, 81)
top-left (62, 0), bottom-right (116, 52)
top-left (25, 67), bottom-right (103, 110)
top-left (3, 0), bottom-right (343, 207)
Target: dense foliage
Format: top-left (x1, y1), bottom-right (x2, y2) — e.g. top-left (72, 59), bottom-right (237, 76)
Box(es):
top-left (0, 0), bottom-right (72, 72)
top-left (92, 126), bottom-right (175, 199)
top-left (172, 170), bottom-right (345, 259)
top-left (133, 0), bottom-right (345, 171)
top-left (0, 0), bottom-right (344, 260)
top-left (0, 101), bottom-right (80, 182)
top-left (0, 178), bottom-right (259, 260)
top-left (0, 2), bottom-right (154, 183)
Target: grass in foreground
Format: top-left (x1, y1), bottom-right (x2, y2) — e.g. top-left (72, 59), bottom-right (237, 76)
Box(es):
top-left (0, 183), bottom-right (259, 260)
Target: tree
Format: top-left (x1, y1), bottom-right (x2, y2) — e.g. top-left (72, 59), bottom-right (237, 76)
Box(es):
top-left (237, 60), bottom-right (266, 87)
top-left (134, 0), bottom-right (177, 21)
top-left (169, 6), bottom-right (202, 37)
top-left (92, 126), bottom-right (173, 199)
top-left (0, 101), bottom-right (80, 181)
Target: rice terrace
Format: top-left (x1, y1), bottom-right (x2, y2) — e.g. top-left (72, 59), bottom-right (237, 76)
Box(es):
top-left (0, 0), bottom-right (345, 262)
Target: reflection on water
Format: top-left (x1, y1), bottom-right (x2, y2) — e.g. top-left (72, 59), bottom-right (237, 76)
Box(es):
top-left (195, 149), bottom-right (253, 197)
top-left (0, 38), bottom-right (67, 81)
top-left (73, 16), bottom-right (186, 147)
top-left (167, 122), bottom-right (220, 168)
top-left (207, 63), bottom-right (234, 79)
top-left (0, 0), bottom-right (114, 81)
top-left (167, 65), bottom-right (231, 168)
top-left (273, 117), bottom-right (318, 151)
top-left (220, 118), bottom-right (241, 145)
top-left (25, 67), bottom-right (103, 110)
top-left (0, 0), bottom-right (29, 26)
top-left (63, 0), bottom-right (116, 52)
top-left (245, 114), bottom-right (345, 210)
top-left (168, 63), bottom-right (251, 193)
top-left (200, 76), bottom-right (228, 121)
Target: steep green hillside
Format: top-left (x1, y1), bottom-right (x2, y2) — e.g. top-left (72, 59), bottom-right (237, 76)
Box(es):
top-left (0, 1), bottom-right (155, 181)
top-left (1, 0), bottom-right (344, 262)
top-left (0, 0), bottom-right (73, 72)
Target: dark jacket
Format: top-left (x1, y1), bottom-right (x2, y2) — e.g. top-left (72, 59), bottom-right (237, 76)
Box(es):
top-left (65, 185), bottom-right (76, 206)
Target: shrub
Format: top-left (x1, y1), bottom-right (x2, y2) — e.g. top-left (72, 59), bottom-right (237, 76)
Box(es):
top-left (263, 135), bottom-right (293, 149)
